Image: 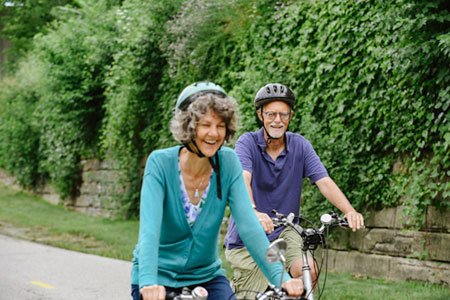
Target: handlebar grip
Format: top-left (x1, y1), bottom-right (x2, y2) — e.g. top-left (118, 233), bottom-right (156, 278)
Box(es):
top-left (165, 292), bottom-right (177, 300)
top-left (339, 217), bottom-right (349, 227)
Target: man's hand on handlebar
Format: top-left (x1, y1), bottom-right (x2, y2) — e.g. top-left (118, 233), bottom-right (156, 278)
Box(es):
top-left (140, 285), bottom-right (166, 300)
top-left (282, 277), bottom-right (304, 297)
top-left (255, 210), bottom-right (275, 233)
top-left (344, 211), bottom-right (364, 232)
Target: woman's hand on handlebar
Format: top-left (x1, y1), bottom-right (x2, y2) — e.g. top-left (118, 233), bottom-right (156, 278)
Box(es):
top-left (344, 211), bottom-right (364, 232)
top-left (282, 277), bottom-right (304, 297)
top-left (140, 285), bottom-right (166, 300)
top-left (255, 210), bottom-right (275, 233)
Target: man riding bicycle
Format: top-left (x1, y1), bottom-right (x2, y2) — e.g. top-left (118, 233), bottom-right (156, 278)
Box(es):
top-left (224, 83), bottom-right (365, 296)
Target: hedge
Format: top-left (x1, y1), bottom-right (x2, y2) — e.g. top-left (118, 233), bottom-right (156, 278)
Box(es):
top-left (0, 0), bottom-right (448, 223)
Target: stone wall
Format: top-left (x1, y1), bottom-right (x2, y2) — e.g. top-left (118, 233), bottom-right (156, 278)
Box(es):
top-left (320, 206), bottom-right (450, 285)
top-left (0, 159), bottom-right (125, 217)
top-left (74, 159), bottom-right (125, 216)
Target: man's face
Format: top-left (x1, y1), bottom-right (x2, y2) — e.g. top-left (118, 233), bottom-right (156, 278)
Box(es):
top-left (257, 101), bottom-right (292, 139)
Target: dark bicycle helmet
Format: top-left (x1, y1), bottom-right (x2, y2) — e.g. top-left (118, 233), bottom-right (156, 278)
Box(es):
top-left (176, 81), bottom-right (227, 111)
top-left (254, 83), bottom-right (295, 110)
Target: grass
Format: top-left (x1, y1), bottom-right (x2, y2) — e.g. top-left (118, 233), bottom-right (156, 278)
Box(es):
top-left (0, 183), bottom-right (449, 299)
top-left (318, 272), bottom-right (449, 300)
top-left (0, 183), bottom-right (138, 260)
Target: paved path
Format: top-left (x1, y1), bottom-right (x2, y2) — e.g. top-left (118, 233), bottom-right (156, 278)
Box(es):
top-left (0, 234), bottom-right (131, 300)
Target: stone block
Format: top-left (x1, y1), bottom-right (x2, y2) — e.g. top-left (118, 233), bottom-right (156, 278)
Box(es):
top-left (425, 232), bottom-right (450, 262)
top-left (100, 195), bottom-right (120, 209)
top-left (348, 228), bottom-right (369, 251)
top-left (79, 182), bottom-right (94, 195)
top-left (349, 229), bottom-right (425, 258)
top-left (81, 159), bottom-right (101, 171)
top-left (0, 170), bottom-right (20, 189)
top-left (365, 207), bottom-right (398, 228)
top-left (328, 227), bottom-right (350, 250)
top-left (76, 194), bottom-right (101, 207)
top-left (390, 230), bottom-right (424, 258)
top-left (99, 159), bottom-right (121, 170)
top-left (317, 247), bottom-right (338, 270)
top-left (82, 170), bottom-right (98, 182)
top-left (355, 228), bottom-right (394, 253)
top-left (425, 206), bottom-right (450, 232)
top-left (82, 169), bottom-right (122, 184)
top-left (40, 192), bottom-right (61, 205)
top-left (322, 250), bottom-right (450, 285)
top-left (330, 250), bottom-right (391, 278)
top-left (105, 183), bottom-right (127, 196)
top-left (388, 257), bottom-right (450, 285)
top-left (81, 158), bottom-right (121, 171)
top-left (96, 170), bottom-right (122, 183)
top-left (394, 206), bottom-right (415, 228)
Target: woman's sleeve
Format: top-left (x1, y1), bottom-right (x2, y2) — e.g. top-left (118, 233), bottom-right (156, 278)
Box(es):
top-left (227, 152), bottom-right (290, 287)
top-left (138, 153), bottom-right (165, 288)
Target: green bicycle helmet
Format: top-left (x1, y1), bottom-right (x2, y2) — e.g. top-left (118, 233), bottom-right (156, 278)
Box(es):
top-left (254, 83), bottom-right (295, 110)
top-left (175, 81), bottom-right (228, 201)
top-left (176, 81), bottom-right (227, 111)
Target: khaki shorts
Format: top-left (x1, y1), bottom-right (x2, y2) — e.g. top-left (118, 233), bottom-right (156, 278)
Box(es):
top-left (225, 226), bottom-right (303, 298)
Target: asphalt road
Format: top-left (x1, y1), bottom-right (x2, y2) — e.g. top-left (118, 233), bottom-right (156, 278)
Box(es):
top-left (0, 234), bottom-right (132, 300)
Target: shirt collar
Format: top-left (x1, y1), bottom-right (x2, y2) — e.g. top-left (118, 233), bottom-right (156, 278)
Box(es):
top-left (256, 127), bottom-right (290, 152)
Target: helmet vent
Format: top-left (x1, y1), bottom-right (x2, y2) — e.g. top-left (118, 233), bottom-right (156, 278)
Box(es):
top-left (254, 83), bottom-right (295, 109)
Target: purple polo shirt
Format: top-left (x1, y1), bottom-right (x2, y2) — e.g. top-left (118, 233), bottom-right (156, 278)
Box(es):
top-left (224, 128), bottom-right (328, 249)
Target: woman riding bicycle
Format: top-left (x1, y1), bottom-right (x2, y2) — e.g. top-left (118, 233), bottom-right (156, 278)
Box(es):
top-left (130, 82), bottom-right (304, 300)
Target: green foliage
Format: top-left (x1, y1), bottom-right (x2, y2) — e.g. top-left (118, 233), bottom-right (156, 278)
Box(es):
top-left (30, 0), bottom-right (118, 199)
top-left (221, 0), bottom-right (449, 225)
top-left (0, 57), bottom-right (45, 187)
top-left (0, 0), bottom-right (76, 69)
top-left (101, 0), bottom-right (182, 217)
top-left (0, 0), bottom-right (448, 222)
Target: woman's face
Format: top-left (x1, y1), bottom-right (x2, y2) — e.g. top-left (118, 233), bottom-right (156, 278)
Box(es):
top-left (195, 109), bottom-right (226, 157)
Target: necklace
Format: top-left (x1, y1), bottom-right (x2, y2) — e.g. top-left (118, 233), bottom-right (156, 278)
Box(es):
top-left (193, 175), bottom-right (206, 200)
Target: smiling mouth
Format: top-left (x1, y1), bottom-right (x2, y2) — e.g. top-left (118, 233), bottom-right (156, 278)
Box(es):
top-left (204, 140), bottom-right (216, 145)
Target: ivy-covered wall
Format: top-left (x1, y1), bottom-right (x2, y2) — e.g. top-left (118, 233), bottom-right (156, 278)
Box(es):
top-left (0, 0), bottom-right (448, 223)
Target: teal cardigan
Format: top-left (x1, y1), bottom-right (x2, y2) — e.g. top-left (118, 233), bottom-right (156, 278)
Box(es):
top-left (131, 146), bottom-right (288, 288)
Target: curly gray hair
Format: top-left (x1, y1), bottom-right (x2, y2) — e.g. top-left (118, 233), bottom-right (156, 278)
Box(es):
top-left (170, 93), bottom-right (239, 144)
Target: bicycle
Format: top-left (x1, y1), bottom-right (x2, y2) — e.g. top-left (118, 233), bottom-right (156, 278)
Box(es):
top-left (260, 210), bottom-right (349, 300)
top-left (145, 212), bottom-right (346, 300)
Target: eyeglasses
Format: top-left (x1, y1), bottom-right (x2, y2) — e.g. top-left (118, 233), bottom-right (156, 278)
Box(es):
top-left (262, 111), bottom-right (292, 121)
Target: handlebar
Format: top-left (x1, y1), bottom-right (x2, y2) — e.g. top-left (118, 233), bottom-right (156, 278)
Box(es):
top-left (255, 284), bottom-right (304, 300)
top-left (139, 286), bottom-right (207, 300)
top-left (271, 210), bottom-right (348, 251)
top-left (166, 287), bottom-right (208, 300)
top-left (271, 210), bottom-right (348, 230)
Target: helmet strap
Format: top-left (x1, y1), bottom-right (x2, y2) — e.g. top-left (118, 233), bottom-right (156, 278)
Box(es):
top-left (183, 141), bottom-right (223, 200)
top-left (209, 153), bottom-right (222, 200)
top-left (261, 115), bottom-right (284, 144)
top-left (183, 140), bottom-right (205, 158)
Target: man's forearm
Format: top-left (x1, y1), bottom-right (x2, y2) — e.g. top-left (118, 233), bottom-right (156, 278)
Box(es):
top-left (316, 177), bottom-right (355, 214)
